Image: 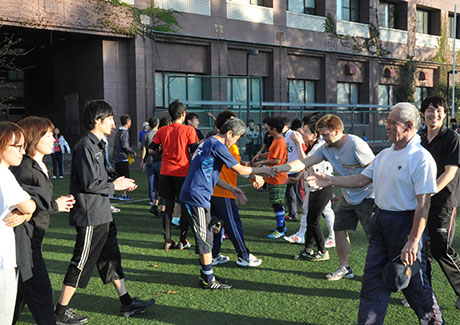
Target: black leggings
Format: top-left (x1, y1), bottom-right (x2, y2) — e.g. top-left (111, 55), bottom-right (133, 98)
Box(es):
top-left (304, 186), bottom-right (333, 253)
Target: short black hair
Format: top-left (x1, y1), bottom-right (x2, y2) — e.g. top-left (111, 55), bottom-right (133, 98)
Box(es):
top-left (291, 118), bottom-right (302, 131)
top-left (421, 96), bottom-right (446, 114)
top-left (266, 116), bottom-right (284, 134)
top-left (215, 110), bottom-right (236, 131)
top-left (168, 100), bottom-right (185, 120)
top-left (185, 112), bottom-right (199, 124)
top-left (303, 113), bottom-right (323, 135)
top-left (262, 117), bottom-right (271, 124)
top-left (148, 117), bottom-right (159, 129)
top-left (120, 115), bottom-right (131, 126)
top-left (159, 116), bottom-right (172, 128)
top-left (280, 116), bottom-right (290, 127)
top-left (82, 100), bottom-right (113, 130)
top-left (248, 119), bottom-right (255, 123)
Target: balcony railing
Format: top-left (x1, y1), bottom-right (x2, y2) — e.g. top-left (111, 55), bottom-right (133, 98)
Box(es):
top-left (337, 20), bottom-right (369, 38)
top-left (415, 33), bottom-right (440, 48)
top-left (227, 0), bottom-right (273, 25)
top-left (379, 27), bottom-right (408, 45)
top-left (156, 0), bottom-right (211, 16)
top-left (286, 11), bottom-right (325, 32)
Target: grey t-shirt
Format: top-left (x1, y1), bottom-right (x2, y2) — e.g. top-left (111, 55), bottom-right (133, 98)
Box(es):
top-left (142, 130), bottom-right (160, 164)
top-left (314, 134), bottom-right (375, 205)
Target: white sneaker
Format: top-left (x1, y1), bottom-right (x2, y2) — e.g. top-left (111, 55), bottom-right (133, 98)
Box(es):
top-left (52, 176), bottom-right (57, 179)
top-left (325, 238), bottom-right (336, 248)
top-left (212, 254), bottom-right (230, 266)
top-left (283, 233), bottom-right (305, 244)
top-left (110, 205), bottom-right (121, 213)
top-left (236, 253), bottom-right (262, 267)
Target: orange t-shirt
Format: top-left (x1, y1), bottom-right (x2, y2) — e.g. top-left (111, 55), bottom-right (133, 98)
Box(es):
top-left (152, 123), bottom-right (198, 177)
top-left (265, 136), bottom-right (288, 185)
top-left (212, 144), bottom-right (239, 199)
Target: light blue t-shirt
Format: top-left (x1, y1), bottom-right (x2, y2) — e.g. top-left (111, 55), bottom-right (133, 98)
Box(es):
top-left (314, 134), bottom-right (375, 205)
top-left (179, 137), bottom-right (238, 208)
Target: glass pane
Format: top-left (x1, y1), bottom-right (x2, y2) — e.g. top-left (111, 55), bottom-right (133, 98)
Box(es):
top-left (414, 87), bottom-right (422, 108)
top-left (187, 76), bottom-right (202, 107)
top-left (378, 85), bottom-right (388, 106)
top-left (305, 80), bottom-right (315, 103)
top-left (288, 80), bottom-right (305, 103)
top-left (379, 3), bottom-right (387, 28)
top-left (416, 10), bottom-right (424, 33)
top-left (233, 78), bottom-right (247, 105)
top-left (337, 82), bottom-right (349, 110)
top-left (288, 0), bottom-right (304, 13)
top-left (351, 0), bottom-right (359, 22)
top-left (251, 79), bottom-right (262, 106)
top-left (169, 74), bottom-right (186, 104)
top-left (342, 0), bottom-right (351, 21)
top-left (350, 83), bottom-right (358, 104)
top-left (336, 0), bottom-right (342, 20)
top-left (388, 4), bottom-right (395, 28)
top-left (305, 0), bottom-right (315, 14)
top-left (449, 16), bottom-right (455, 38)
top-left (155, 72), bottom-right (164, 107)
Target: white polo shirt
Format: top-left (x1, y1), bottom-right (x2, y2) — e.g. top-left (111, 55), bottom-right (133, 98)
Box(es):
top-left (362, 134), bottom-right (437, 211)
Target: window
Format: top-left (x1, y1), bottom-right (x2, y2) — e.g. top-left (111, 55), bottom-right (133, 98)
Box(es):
top-left (378, 85), bottom-right (395, 108)
top-left (379, 1), bottom-right (395, 28)
top-left (288, 0), bottom-right (315, 15)
top-left (416, 9), bottom-right (429, 34)
top-left (337, 82), bottom-right (359, 109)
top-left (448, 15), bottom-right (459, 39)
top-left (415, 86), bottom-right (429, 109)
top-left (338, 0), bottom-right (359, 22)
top-left (288, 79), bottom-right (315, 105)
top-left (227, 77), bottom-right (263, 108)
top-left (155, 72), bottom-right (203, 108)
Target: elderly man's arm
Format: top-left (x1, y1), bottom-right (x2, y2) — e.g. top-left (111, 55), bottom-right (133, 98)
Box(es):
top-left (400, 193), bottom-right (431, 266)
top-left (306, 173), bottom-right (372, 189)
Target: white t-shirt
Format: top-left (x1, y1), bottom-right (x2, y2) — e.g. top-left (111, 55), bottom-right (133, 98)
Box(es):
top-left (0, 165), bottom-right (31, 270)
top-left (304, 139), bottom-right (333, 192)
top-left (362, 134), bottom-right (437, 211)
top-left (314, 134), bottom-right (375, 205)
top-left (285, 129), bottom-right (305, 175)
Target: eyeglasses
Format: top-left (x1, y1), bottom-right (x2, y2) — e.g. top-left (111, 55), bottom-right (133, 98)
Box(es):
top-left (9, 144), bottom-right (26, 151)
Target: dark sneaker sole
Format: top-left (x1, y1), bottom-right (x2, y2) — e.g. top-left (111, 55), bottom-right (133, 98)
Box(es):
top-left (121, 308), bottom-right (147, 317)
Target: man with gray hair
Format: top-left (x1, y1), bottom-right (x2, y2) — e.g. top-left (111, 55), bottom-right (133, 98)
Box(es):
top-left (179, 118), bottom-right (267, 289)
top-left (307, 103), bottom-right (444, 324)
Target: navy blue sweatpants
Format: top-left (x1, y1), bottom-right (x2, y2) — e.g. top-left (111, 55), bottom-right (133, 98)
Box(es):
top-left (358, 209), bottom-right (444, 325)
top-left (211, 196), bottom-right (250, 260)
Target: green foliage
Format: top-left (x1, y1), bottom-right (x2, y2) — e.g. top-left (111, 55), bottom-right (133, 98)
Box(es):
top-left (0, 31), bottom-right (25, 108)
top-left (394, 59), bottom-right (417, 102)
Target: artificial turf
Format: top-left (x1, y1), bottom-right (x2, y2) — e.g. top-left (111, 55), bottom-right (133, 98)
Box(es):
top-left (16, 169), bottom-right (460, 324)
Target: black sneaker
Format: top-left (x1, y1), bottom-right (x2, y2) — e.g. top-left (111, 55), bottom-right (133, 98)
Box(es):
top-left (56, 308), bottom-right (88, 324)
top-left (120, 297), bottom-right (155, 317)
top-left (149, 205), bottom-right (159, 216)
top-left (199, 277), bottom-right (232, 289)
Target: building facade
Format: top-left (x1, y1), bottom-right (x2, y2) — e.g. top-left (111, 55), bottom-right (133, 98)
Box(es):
top-left (0, 0), bottom-right (459, 143)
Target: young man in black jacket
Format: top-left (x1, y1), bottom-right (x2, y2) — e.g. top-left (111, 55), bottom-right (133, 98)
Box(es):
top-left (55, 100), bottom-right (154, 324)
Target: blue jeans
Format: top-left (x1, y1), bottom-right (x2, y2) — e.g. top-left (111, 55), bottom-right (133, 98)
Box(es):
top-left (146, 164), bottom-right (156, 202)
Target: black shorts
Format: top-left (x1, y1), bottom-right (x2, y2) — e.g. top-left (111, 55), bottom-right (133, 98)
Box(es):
top-left (115, 161), bottom-right (130, 178)
top-left (158, 174), bottom-right (185, 201)
top-left (184, 204), bottom-right (213, 255)
top-left (63, 222), bottom-right (124, 289)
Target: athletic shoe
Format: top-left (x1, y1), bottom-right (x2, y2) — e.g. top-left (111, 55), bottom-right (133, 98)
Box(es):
top-left (306, 251), bottom-right (330, 261)
top-left (236, 254), bottom-right (262, 267)
top-left (119, 195), bottom-right (133, 201)
top-left (171, 217), bottom-right (181, 227)
top-left (175, 240), bottom-right (191, 250)
top-left (212, 254), bottom-right (230, 266)
top-left (109, 195), bottom-right (119, 200)
top-left (199, 277), bottom-right (232, 289)
top-left (110, 205), bottom-right (121, 213)
top-left (56, 308), bottom-right (88, 324)
top-left (149, 205), bottom-right (159, 216)
top-left (325, 238), bottom-right (336, 248)
top-left (326, 266), bottom-right (354, 281)
top-left (52, 176), bottom-right (57, 179)
top-left (120, 297), bottom-right (155, 317)
top-left (223, 233), bottom-right (229, 239)
top-left (284, 215), bottom-right (298, 221)
top-left (59, 176), bottom-right (64, 179)
top-left (401, 298), bottom-right (410, 307)
top-left (163, 240), bottom-right (176, 251)
top-left (267, 230), bottom-right (285, 239)
top-left (283, 233), bottom-right (305, 244)
top-left (294, 249), bottom-right (315, 260)
top-left (148, 201), bottom-right (154, 206)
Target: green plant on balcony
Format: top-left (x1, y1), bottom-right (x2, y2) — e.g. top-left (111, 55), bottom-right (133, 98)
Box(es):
top-left (323, 13), bottom-right (388, 57)
top-left (0, 32), bottom-right (25, 109)
top-left (394, 59), bottom-right (417, 102)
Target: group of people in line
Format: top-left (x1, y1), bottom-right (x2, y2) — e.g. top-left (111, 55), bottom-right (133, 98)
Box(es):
top-left (1, 95), bottom-right (460, 325)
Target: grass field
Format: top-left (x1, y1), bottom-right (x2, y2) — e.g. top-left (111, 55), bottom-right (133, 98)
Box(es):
top-left (16, 169), bottom-right (460, 324)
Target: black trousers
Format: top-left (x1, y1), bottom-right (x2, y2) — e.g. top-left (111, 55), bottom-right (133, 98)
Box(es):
top-left (425, 205), bottom-right (460, 296)
top-left (285, 172), bottom-right (304, 218)
top-left (13, 236), bottom-right (56, 325)
top-left (51, 152), bottom-right (63, 177)
top-left (304, 186), bottom-right (333, 253)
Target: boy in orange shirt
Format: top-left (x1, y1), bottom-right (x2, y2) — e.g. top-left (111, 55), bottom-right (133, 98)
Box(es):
top-left (253, 117), bottom-right (288, 238)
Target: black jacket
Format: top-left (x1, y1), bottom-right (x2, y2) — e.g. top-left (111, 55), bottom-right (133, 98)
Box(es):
top-left (113, 127), bottom-right (135, 163)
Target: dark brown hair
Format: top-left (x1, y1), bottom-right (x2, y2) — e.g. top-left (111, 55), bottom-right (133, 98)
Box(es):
top-left (0, 121), bottom-right (25, 156)
top-left (18, 116), bottom-right (55, 157)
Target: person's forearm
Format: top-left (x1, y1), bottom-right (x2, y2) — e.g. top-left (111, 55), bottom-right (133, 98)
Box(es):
top-left (408, 196), bottom-right (430, 242)
top-left (329, 174), bottom-right (371, 188)
top-left (216, 179), bottom-right (236, 192)
top-left (296, 142), bottom-right (306, 159)
top-left (141, 147), bottom-right (146, 161)
top-left (277, 160), bottom-right (305, 173)
top-left (258, 159), bottom-right (281, 166)
top-left (436, 165), bottom-right (458, 193)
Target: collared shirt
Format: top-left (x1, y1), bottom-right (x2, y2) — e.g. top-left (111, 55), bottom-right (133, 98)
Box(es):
top-left (421, 125), bottom-right (460, 207)
top-left (70, 131), bottom-right (114, 227)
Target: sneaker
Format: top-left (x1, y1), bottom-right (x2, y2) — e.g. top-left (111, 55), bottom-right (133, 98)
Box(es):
top-left (110, 205), bottom-right (121, 213)
top-left (149, 205), bottom-right (159, 216)
top-left (163, 240), bottom-right (176, 251)
top-left (59, 175), bottom-right (64, 179)
top-left (212, 254), bottom-right (230, 266)
top-left (120, 297), bottom-right (155, 317)
top-left (56, 308), bottom-right (88, 324)
top-left (306, 251), bottom-right (330, 261)
top-left (171, 217), bottom-right (181, 227)
top-left (174, 240), bottom-right (191, 250)
top-left (267, 230), bottom-right (285, 239)
top-left (109, 195), bottom-right (119, 200)
top-left (149, 201), bottom-right (154, 206)
top-left (119, 195), bottom-right (133, 201)
top-left (236, 253), bottom-right (262, 267)
top-left (401, 298), bottom-right (410, 307)
top-left (283, 233), bottom-right (305, 244)
top-left (284, 215), bottom-right (298, 221)
top-left (294, 249), bottom-right (315, 260)
top-left (325, 238), bottom-right (336, 248)
top-left (223, 233), bottom-right (229, 240)
top-left (199, 277), bottom-right (232, 289)
top-left (326, 266), bottom-right (354, 281)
